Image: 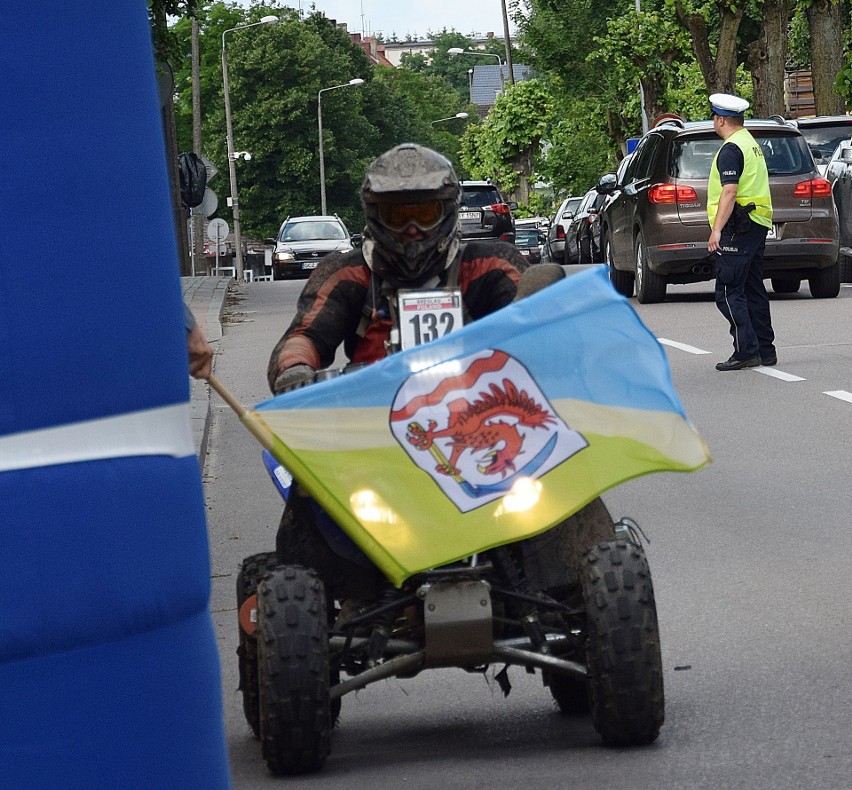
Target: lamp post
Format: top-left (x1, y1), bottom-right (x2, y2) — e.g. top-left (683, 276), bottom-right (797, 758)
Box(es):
top-left (318, 78), bottom-right (364, 215)
top-left (431, 112), bottom-right (469, 126)
top-left (467, 68), bottom-right (474, 103)
top-left (222, 15), bottom-right (278, 281)
top-left (448, 47), bottom-right (504, 88)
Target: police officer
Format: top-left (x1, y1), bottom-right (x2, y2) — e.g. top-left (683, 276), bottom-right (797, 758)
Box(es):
top-left (707, 93), bottom-right (777, 371)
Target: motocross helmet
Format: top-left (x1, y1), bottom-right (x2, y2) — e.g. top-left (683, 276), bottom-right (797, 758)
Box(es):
top-left (361, 143), bottom-right (461, 287)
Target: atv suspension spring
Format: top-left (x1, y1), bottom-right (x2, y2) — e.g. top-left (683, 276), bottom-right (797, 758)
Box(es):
top-left (491, 546), bottom-right (548, 653)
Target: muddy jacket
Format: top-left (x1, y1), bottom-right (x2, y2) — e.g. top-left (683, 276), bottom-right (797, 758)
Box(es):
top-left (267, 240), bottom-right (528, 392)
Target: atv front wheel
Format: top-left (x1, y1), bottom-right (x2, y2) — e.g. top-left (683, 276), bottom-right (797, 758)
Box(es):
top-left (546, 671), bottom-right (591, 714)
top-left (257, 565), bottom-right (331, 775)
top-left (580, 540), bottom-right (664, 746)
top-left (236, 551), bottom-right (281, 738)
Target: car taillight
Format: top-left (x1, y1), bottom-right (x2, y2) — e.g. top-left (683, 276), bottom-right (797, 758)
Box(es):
top-left (793, 178), bottom-right (832, 198)
top-left (647, 184), bottom-right (698, 204)
top-left (555, 225), bottom-right (565, 239)
top-left (489, 202), bottom-right (512, 215)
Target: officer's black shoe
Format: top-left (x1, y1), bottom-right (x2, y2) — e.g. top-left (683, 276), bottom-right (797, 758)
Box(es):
top-left (715, 355), bottom-right (761, 371)
top-left (760, 355), bottom-right (778, 366)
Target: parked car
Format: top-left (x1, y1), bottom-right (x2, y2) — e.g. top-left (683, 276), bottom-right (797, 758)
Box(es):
top-left (824, 139), bottom-right (852, 282)
top-left (546, 195), bottom-right (583, 264)
top-left (459, 181), bottom-right (516, 243)
top-left (267, 215), bottom-right (360, 280)
top-left (564, 188), bottom-right (608, 264)
top-left (513, 226), bottom-right (546, 264)
top-left (598, 116), bottom-right (840, 303)
top-left (790, 115), bottom-right (852, 175)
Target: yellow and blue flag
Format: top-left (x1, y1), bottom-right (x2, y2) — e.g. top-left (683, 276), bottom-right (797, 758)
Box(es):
top-left (252, 267), bottom-right (710, 586)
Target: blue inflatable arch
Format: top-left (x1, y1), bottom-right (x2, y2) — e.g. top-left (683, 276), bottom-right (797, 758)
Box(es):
top-left (1, 2), bottom-right (230, 787)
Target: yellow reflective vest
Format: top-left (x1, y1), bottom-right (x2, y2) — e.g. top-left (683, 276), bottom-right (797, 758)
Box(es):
top-left (707, 128), bottom-right (773, 230)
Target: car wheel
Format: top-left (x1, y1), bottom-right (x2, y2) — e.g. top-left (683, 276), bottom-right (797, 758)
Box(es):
top-left (604, 234), bottom-right (634, 297)
top-left (634, 235), bottom-right (666, 304)
top-left (578, 235), bottom-right (592, 265)
top-left (808, 262), bottom-right (840, 298)
top-left (839, 255), bottom-right (852, 283)
top-left (770, 277), bottom-right (800, 294)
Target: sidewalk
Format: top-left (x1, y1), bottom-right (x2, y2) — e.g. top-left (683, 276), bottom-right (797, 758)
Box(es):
top-left (181, 276), bottom-right (233, 469)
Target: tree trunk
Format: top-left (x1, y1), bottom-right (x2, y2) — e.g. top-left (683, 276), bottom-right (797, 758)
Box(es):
top-left (806, 0), bottom-right (845, 115)
top-left (748, 0), bottom-right (788, 117)
top-left (673, 0), bottom-right (744, 93)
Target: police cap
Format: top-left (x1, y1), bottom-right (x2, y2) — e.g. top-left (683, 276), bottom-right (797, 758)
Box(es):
top-left (709, 93), bottom-right (749, 117)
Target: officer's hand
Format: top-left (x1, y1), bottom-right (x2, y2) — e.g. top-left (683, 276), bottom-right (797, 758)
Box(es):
top-left (272, 364), bottom-right (315, 394)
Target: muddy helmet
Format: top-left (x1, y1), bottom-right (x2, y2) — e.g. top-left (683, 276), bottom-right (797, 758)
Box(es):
top-left (361, 143), bottom-right (461, 287)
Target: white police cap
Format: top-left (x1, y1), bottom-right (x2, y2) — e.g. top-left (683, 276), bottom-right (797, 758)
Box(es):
top-left (709, 93), bottom-right (749, 117)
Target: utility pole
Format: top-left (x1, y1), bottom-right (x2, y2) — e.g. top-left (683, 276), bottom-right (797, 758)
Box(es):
top-left (500, 0), bottom-right (514, 85)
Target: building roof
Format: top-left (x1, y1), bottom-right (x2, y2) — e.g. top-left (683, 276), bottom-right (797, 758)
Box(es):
top-left (470, 64), bottom-right (534, 108)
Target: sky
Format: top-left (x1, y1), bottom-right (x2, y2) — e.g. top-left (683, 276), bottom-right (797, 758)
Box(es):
top-left (288, 1), bottom-right (514, 40)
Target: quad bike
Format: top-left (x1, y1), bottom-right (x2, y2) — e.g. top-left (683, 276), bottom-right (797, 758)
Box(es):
top-left (222, 265), bottom-right (669, 775)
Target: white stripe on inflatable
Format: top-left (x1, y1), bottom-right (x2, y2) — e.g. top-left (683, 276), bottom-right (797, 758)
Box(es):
top-left (0, 403), bottom-right (195, 472)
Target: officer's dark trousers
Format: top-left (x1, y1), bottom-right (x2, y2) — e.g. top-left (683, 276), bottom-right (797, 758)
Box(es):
top-left (714, 223), bottom-right (775, 360)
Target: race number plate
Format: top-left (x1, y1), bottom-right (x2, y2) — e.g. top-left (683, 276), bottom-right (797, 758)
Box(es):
top-left (459, 211), bottom-right (480, 220)
top-left (766, 224), bottom-right (778, 240)
top-left (397, 289), bottom-right (463, 350)
top-left (301, 260), bottom-right (319, 270)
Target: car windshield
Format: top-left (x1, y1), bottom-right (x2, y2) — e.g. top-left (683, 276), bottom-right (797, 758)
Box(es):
top-left (462, 187), bottom-right (500, 207)
top-left (671, 133), bottom-right (813, 178)
top-left (281, 221), bottom-right (347, 242)
top-left (798, 124), bottom-right (852, 162)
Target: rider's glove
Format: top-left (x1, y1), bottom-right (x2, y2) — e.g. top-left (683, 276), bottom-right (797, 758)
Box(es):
top-left (272, 364), bottom-right (315, 394)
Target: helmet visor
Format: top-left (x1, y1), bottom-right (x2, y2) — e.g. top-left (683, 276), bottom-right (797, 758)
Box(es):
top-left (377, 200), bottom-right (444, 232)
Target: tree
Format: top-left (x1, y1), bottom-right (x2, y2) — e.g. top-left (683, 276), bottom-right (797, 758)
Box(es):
top-left (460, 79), bottom-right (553, 205)
top-left (805, 0), bottom-right (846, 114)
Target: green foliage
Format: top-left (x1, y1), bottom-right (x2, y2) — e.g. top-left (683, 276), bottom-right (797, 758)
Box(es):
top-left (460, 79), bottom-right (552, 194)
top-left (168, 2), bottom-right (475, 238)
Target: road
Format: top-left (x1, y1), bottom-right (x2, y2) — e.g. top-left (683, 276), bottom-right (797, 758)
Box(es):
top-left (203, 272), bottom-right (852, 789)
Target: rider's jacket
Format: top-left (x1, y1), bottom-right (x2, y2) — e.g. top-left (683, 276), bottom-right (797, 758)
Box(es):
top-left (267, 240), bottom-right (527, 392)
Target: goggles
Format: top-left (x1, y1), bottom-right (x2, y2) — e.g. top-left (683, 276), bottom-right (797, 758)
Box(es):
top-left (377, 200), bottom-right (444, 232)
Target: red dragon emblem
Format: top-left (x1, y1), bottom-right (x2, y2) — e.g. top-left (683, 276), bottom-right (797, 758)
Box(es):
top-left (406, 378), bottom-right (555, 478)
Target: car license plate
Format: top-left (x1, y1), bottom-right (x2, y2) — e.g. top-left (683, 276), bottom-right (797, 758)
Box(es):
top-left (301, 261), bottom-right (319, 270)
top-left (766, 224), bottom-right (778, 240)
top-left (519, 249), bottom-right (530, 255)
top-left (459, 211), bottom-right (479, 220)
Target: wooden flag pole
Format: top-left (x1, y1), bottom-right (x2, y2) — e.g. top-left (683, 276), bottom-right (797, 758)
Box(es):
top-left (207, 374), bottom-right (276, 453)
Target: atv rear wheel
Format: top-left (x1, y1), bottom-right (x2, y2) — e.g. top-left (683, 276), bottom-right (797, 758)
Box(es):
top-left (580, 540), bottom-right (664, 746)
top-left (236, 551), bottom-right (281, 738)
top-left (257, 566), bottom-right (331, 775)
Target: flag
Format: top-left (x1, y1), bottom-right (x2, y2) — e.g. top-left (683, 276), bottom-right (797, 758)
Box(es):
top-left (252, 266), bottom-right (710, 587)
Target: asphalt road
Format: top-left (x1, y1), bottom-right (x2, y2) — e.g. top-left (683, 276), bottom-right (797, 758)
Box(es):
top-left (203, 271), bottom-right (852, 790)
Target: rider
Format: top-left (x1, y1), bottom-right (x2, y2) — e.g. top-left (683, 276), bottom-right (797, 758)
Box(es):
top-left (266, 143), bottom-right (530, 602)
top-left (267, 142), bottom-right (528, 393)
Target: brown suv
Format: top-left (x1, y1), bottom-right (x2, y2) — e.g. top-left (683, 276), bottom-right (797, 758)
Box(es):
top-left (598, 117), bottom-right (840, 303)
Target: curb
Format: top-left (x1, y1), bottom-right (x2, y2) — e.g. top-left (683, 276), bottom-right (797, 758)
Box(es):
top-left (181, 276), bottom-right (233, 470)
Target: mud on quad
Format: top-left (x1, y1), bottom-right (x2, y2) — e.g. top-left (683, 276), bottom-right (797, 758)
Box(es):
top-left (237, 490), bottom-right (664, 775)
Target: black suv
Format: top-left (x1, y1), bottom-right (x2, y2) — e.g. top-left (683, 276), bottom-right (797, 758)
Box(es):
top-left (598, 117), bottom-right (840, 303)
top-left (267, 215), bottom-right (360, 280)
top-left (459, 181), bottom-right (516, 243)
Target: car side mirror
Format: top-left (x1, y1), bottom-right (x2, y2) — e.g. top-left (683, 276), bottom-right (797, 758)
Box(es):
top-left (841, 147), bottom-right (852, 164)
top-left (596, 172), bottom-right (618, 193)
top-left (264, 238), bottom-right (276, 245)
top-left (350, 233), bottom-right (363, 243)
top-left (508, 201), bottom-right (519, 211)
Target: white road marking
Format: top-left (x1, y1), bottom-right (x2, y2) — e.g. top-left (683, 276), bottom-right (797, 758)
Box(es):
top-left (824, 390), bottom-right (852, 403)
top-left (658, 339), bottom-right (711, 355)
top-left (754, 367), bottom-right (806, 381)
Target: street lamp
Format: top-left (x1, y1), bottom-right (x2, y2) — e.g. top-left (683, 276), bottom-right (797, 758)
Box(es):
top-left (431, 112), bottom-right (469, 126)
top-left (467, 68), bottom-right (474, 103)
top-left (222, 14), bottom-right (278, 281)
top-left (448, 47), bottom-right (504, 88)
top-left (318, 78), bottom-right (364, 215)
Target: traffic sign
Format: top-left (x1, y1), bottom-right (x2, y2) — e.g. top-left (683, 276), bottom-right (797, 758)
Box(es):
top-left (207, 217), bottom-right (229, 243)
